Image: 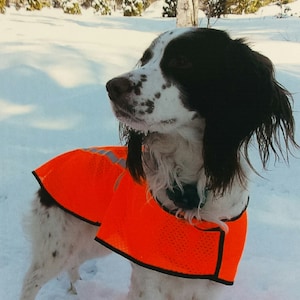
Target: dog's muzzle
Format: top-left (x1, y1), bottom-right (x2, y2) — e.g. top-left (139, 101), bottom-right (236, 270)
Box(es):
top-left (106, 77), bottom-right (133, 104)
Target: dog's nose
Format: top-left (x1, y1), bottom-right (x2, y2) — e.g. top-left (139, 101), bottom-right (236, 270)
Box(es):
top-left (106, 77), bottom-right (132, 102)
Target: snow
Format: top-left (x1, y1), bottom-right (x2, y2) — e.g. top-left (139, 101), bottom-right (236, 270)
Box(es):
top-left (0, 1), bottom-right (300, 299)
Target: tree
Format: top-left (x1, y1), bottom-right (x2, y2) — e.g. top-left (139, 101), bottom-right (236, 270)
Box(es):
top-left (62, 0), bottom-right (81, 14)
top-left (228, 0), bottom-right (265, 14)
top-left (123, 0), bottom-right (144, 16)
top-left (162, 0), bottom-right (177, 17)
top-left (200, 0), bottom-right (229, 27)
top-left (92, 0), bottom-right (111, 14)
top-left (0, 0), bottom-right (5, 13)
top-left (26, 0), bottom-right (43, 10)
top-left (176, 0), bottom-right (198, 27)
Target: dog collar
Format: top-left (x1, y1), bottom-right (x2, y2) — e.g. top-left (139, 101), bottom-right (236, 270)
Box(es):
top-left (166, 183), bottom-right (208, 210)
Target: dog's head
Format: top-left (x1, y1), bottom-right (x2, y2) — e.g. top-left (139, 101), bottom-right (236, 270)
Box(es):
top-left (106, 28), bottom-right (297, 193)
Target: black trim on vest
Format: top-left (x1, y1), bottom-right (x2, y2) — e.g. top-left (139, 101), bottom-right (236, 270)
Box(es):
top-left (156, 196), bottom-right (249, 229)
top-left (214, 230), bottom-right (225, 279)
top-left (95, 237), bottom-right (234, 285)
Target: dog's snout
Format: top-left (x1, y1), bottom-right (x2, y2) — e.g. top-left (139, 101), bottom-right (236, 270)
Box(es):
top-left (106, 77), bottom-right (132, 102)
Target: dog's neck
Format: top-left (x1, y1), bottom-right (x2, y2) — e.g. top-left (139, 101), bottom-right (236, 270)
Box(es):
top-left (141, 117), bottom-right (250, 224)
top-left (142, 118), bottom-right (206, 210)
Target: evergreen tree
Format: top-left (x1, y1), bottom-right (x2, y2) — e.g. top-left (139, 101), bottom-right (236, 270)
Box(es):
top-left (26, 0), bottom-right (43, 10)
top-left (52, 0), bottom-right (61, 8)
top-left (92, 0), bottom-right (111, 14)
top-left (82, 0), bottom-right (92, 8)
top-left (0, 0), bottom-right (5, 13)
top-left (228, 0), bottom-right (266, 14)
top-left (162, 0), bottom-right (177, 17)
top-left (62, 0), bottom-right (81, 14)
top-left (122, 0), bottom-right (144, 16)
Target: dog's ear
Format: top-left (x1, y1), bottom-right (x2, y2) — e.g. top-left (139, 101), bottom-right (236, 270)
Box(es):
top-left (119, 124), bottom-right (145, 183)
top-left (203, 38), bottom-right (298, 193)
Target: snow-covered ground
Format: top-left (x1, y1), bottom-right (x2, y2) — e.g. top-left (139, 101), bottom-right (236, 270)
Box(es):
top-left (1, 1), bottom-right (300, 299)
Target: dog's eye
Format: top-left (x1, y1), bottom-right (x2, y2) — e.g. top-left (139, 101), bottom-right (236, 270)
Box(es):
top-left (140, 49), bottom-right (153, 66)
top-left (168, 56), bottom-right (192, 69)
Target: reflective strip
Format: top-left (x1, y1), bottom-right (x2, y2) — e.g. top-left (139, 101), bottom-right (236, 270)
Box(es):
top-left (83, 147), bottom-right (126, 169)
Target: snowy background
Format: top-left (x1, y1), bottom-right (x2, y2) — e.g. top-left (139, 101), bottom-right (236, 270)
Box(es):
top-left (1, 1), bottom-right (300, 299)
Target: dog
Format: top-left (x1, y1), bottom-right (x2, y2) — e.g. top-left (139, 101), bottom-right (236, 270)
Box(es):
top-left (21, 28), bottom-right (297, 300)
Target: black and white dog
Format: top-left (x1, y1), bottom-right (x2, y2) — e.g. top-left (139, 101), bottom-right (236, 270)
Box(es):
top-left (21, 28), bottom-right (297, 300)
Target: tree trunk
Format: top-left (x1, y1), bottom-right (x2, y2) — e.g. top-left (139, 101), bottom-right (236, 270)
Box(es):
top-left (176, 0), bottom-right (199, 27)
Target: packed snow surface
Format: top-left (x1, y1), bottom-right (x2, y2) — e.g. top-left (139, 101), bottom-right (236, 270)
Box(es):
top-left (1, 1), bottom-right (300, 299)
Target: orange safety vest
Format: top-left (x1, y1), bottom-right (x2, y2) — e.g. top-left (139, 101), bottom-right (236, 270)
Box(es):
top-left (33, 146), bottom-right (247, 285)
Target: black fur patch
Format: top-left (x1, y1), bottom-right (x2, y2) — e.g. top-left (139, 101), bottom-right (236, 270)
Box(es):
top-left (166, 183), bottom-right (200, 210)
top-left (38, 187), bottom-right (56, 208)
